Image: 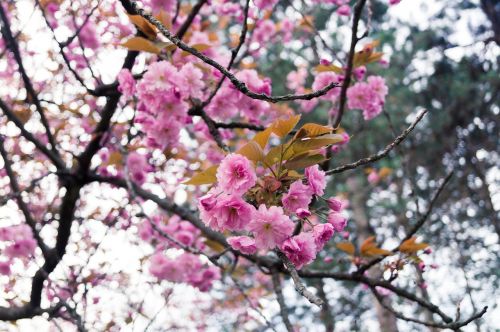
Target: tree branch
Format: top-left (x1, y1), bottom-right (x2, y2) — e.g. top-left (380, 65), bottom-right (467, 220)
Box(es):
top-left (272, 270), bottom-right (294, 332)
top-left (0, 5), bottom-right (59, 152)
top-left (332, 0), bottom-right (367, 128)
top-left (118, 0), bottom-right (340, 103)
top-left (0, 98), bottom-right (65, 169)
top-left (326, 109), bottom-right (428, 175)
top-left (0, 135), bottom-right (50, 257)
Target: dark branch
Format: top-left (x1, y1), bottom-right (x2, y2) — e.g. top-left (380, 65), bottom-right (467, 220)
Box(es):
top-left (332, 0), bottom-right (367, 128)
top-left (0, 5), bottom-right (59, 152)
top-left (272, 271), bottom-right (294, 332)
top-left (119, 0), bottom-right (340, 103)
top-left (326, 109), bottom-right (428, 175)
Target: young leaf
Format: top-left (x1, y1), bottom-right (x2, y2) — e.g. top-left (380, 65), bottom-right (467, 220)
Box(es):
top-left (295, 123), bottom-right (333, 138)
top-left (283, 153), bottom-right (326, 170)
top-left (181, 43), bottom-right (211, 56)
top-left (314, 64), bottom-right (343, 74)
top-left (127, 15), bottom-right (157, 40)
top-left (271, 115), bottom-right (301, 138)
top-left (263, 144), bottom-right (289, 166)
top-left (183, 165), bottom-right (218, 185)
top-left (399, 237), bottom-right (429, 254)
top-left (236, 141), bottom-right (264, 162)
top-left (360, 236), bottom-right (393, 257)
top-left (121, 37), bottom-right (162, 54)
top-left (105, 151), bottom-right (123, 166)
top-left (292, 134), bottom-right (344, 154)
top-left (336, 242), bottom-right (356, 255)
top-left (252, 127), bottom-right (273, 149)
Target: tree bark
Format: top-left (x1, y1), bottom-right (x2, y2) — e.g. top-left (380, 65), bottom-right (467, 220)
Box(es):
top-left (348, 177), bottom-right (399, 332)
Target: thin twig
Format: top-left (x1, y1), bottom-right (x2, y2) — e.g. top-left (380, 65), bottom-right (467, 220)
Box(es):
top-left (356, 169), bottom-right (454, 274)
top-left (326, 110), bottom-right (428, 175)
top-left (370, 286), bottom-right (487, 330)
top-left (272, 271), bottom-right (294, 332)
top-left (332, 0), bottom-right (368, 128)
top-left (0, 5), bottom-right (59, 152)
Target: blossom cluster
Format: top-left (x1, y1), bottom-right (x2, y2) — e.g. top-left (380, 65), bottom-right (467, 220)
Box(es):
top-left (0, 224), bottom-right (37, 275)
top-left (198, 154), bottom-right (348, 269)
top-left (118, 63), bottom-right (276, 151)
top-left (287, 65), bottom-right (388, 121)
top-left (347, 75), bottom-right (389, 120)
top-left (149, 252), bottom-right (220, 292)
top-left (139, 214), bottom-right (221, 291)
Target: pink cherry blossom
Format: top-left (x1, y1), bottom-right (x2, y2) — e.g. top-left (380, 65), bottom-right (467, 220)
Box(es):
top-left (253, 0), bottom-right (279, 10)
top-left (280, 232), bottom-right (317, 269)
top-left (213, 195), bottom-right (256, 231)
top-left (150, 0), bottom-right (176, 12)
top-left (216, 154), bottom-right (257, 195)
top-left (0, 261), bottom-right (11, 275)
top-left (313, 223), bottom-right (335, 251)
top-left (337, 4), bottom-right (351, 16)
top-left (117, 68), bottom-right (135, 99)
top-left (287, 67), bottom-right (308, 91)
top-left (327, 212), bottom-right (348, 232)
top-left (367, 170), bottom-right (380, 184)
top-left (326, 197), bottom-right (343, 212)
top-left (296, 208), bottom-right (312, 219)
top-left (178, 62), bottom-right (205, 99)
top-left (126, 151), bottom-right (148, 185)
top-left (347, 76), bottom-right (388, 120)
top-left (248, 205), bottom-right (294, 250)
top-left (305, 165), bottom-right (326, 196)
top-left (227, 236), bottom-right (257, 254)
top-left (4, 238), bottom-right (37, 258)
top-left (282, 181), bottom-right (313, 213)
top-left (312, 72), bottom-right (341, 100)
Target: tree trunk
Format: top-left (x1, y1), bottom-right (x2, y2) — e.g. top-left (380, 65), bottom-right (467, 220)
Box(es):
top-left (348, 177), bottom-right (399, 332)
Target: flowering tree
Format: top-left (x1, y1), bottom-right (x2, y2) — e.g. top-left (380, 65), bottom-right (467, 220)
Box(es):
top-left (0, 0), bottom-right (496, 330)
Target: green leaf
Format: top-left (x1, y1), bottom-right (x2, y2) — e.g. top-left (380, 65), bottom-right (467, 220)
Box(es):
top-left (263, 145), bottom-right (284, 166)
top-left (183, 165), bottom-right (218, 185)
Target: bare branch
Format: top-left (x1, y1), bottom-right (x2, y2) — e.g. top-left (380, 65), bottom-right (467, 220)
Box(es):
top-left (370, 286), bottom-right (487, 330)
top-left (0, 98), bottom-right (65, 169)
top-left (174, 0), bottom-right (208, 39)
top-left (214, 121), bottom-right (265, 131)
top-left (326, 109), bottom-right (428, 175)
top-left (356, 169), bottom-right (454, 275)
top-left (0, 5), bottom-right (58, 152)
top-left (332, 0), bottom-right (367, 128)
top-left (401, 170), bottom-right (454, 242)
